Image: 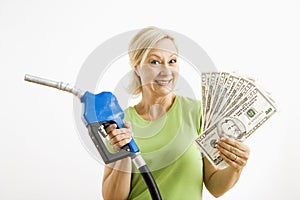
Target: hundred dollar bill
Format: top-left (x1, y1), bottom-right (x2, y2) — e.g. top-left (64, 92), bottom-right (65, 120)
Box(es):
top-left (204, 72), bottom-right (218, 128)
top-left (201, 73), bottom-right (210, 128)
top-left (206, 73), bottom-right (233, 126)
top-left (196, 84), bottom-right (277, 168)
top-left (206, 74), bottom-right (240, 128)
top-left (203, 72), bottom-right (217, 129)
top-left (205, 72), bottom-right (228, 128)
top-left (208, 75), bottom-right (240, 126)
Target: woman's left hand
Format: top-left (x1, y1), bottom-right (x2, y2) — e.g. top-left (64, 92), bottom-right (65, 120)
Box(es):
top-left (216, 137), bottom-right (250, 171)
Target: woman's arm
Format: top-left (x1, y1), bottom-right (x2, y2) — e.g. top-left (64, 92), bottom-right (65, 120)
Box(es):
top-left (203, 137), bottom-right (250, 197)
top-left (102, 122), bottom-right (133, 200)
top-left (102, 158), bottom-right (132, 200)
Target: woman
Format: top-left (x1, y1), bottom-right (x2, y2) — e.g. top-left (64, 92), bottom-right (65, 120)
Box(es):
top-left (102, 26), bottom-right (250, 200)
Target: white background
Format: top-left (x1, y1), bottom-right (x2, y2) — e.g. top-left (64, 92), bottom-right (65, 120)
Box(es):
top-left (1, 0), bottom-right (299, 199)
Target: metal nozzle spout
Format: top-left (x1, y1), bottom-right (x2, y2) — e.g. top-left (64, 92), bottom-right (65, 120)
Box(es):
top-left (24, 74), bottom-right (83, 98)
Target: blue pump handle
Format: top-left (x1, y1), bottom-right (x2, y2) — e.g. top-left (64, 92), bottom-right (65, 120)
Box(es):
top-left (80, 91), bottom-right (139, 154)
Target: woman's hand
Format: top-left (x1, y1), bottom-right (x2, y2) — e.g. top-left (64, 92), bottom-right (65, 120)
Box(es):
top-left (105, 121), bottom-right (133, 151)
top-left (216, 136), bottom-right (250, 171)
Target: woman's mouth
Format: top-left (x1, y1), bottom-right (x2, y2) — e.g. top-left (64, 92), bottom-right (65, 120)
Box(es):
top-left (154, 79), bottom-right (172, 86)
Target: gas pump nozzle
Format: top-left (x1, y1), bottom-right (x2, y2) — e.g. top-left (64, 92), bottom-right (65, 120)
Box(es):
top-left (24, 74), bottom-right (162, 200)
top-left (24, 74), bottom-right (139, 163)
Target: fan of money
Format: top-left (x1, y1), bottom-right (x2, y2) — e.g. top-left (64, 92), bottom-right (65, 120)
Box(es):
top-left (195, 72), bottom-right (277, 168)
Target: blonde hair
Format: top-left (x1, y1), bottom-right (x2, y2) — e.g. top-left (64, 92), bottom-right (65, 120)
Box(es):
top-left (127, 26), bottom-right (178, 95)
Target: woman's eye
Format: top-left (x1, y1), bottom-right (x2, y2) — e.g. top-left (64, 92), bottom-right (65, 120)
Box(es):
top-left (150, 60), bottom-right (160, 65)
top-left (169, 59), bottom-right (177, 64)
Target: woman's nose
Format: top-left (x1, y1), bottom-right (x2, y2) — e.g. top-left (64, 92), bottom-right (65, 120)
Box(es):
top-left (159, 64), bottom-right (172, 75)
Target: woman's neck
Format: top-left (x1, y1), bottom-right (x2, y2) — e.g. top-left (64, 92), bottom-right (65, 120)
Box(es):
top-left (135, 92), bottom-right (176, 121)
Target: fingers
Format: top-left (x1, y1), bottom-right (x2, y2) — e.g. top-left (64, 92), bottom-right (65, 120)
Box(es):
top-left (105, 123), bottom-right (117, 134)
top-left (216, 137), bottom-right (250, 169)
top-left (105, 123), bottom-right (133, 151)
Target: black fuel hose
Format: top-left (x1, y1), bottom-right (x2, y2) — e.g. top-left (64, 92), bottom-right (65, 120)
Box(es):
top-left (131, 153), bottom-right (162, 200)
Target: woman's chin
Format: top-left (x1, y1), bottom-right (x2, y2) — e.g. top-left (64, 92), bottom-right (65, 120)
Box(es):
top-left (153, 85), bottom-right (174, 96)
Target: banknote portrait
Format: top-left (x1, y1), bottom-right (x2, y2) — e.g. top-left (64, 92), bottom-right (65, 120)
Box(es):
top-left (217, 117), bottom-right (247, 141)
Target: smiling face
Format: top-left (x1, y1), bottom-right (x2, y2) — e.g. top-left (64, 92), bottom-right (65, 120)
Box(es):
top-left (136, 38), bottom-right (179, 97)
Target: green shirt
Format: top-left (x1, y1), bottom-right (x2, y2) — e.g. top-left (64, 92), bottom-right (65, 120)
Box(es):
top-left (124, 96), bottom-right (203, 200)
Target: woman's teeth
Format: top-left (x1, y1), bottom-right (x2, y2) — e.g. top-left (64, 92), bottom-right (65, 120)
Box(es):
top-left (155, 80), bottom-right (171, 85)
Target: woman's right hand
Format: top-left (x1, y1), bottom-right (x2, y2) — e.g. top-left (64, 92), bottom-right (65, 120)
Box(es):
top-left (102, 122), bottom-right (133, 200)
top-left (105, 121), bottom-right (133, 151)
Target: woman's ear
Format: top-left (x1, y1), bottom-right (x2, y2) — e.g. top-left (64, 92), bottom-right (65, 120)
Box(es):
top-left (134, 67), bottom-right (140, 77)
top-left (134, 67), bottom-right (142, 84)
